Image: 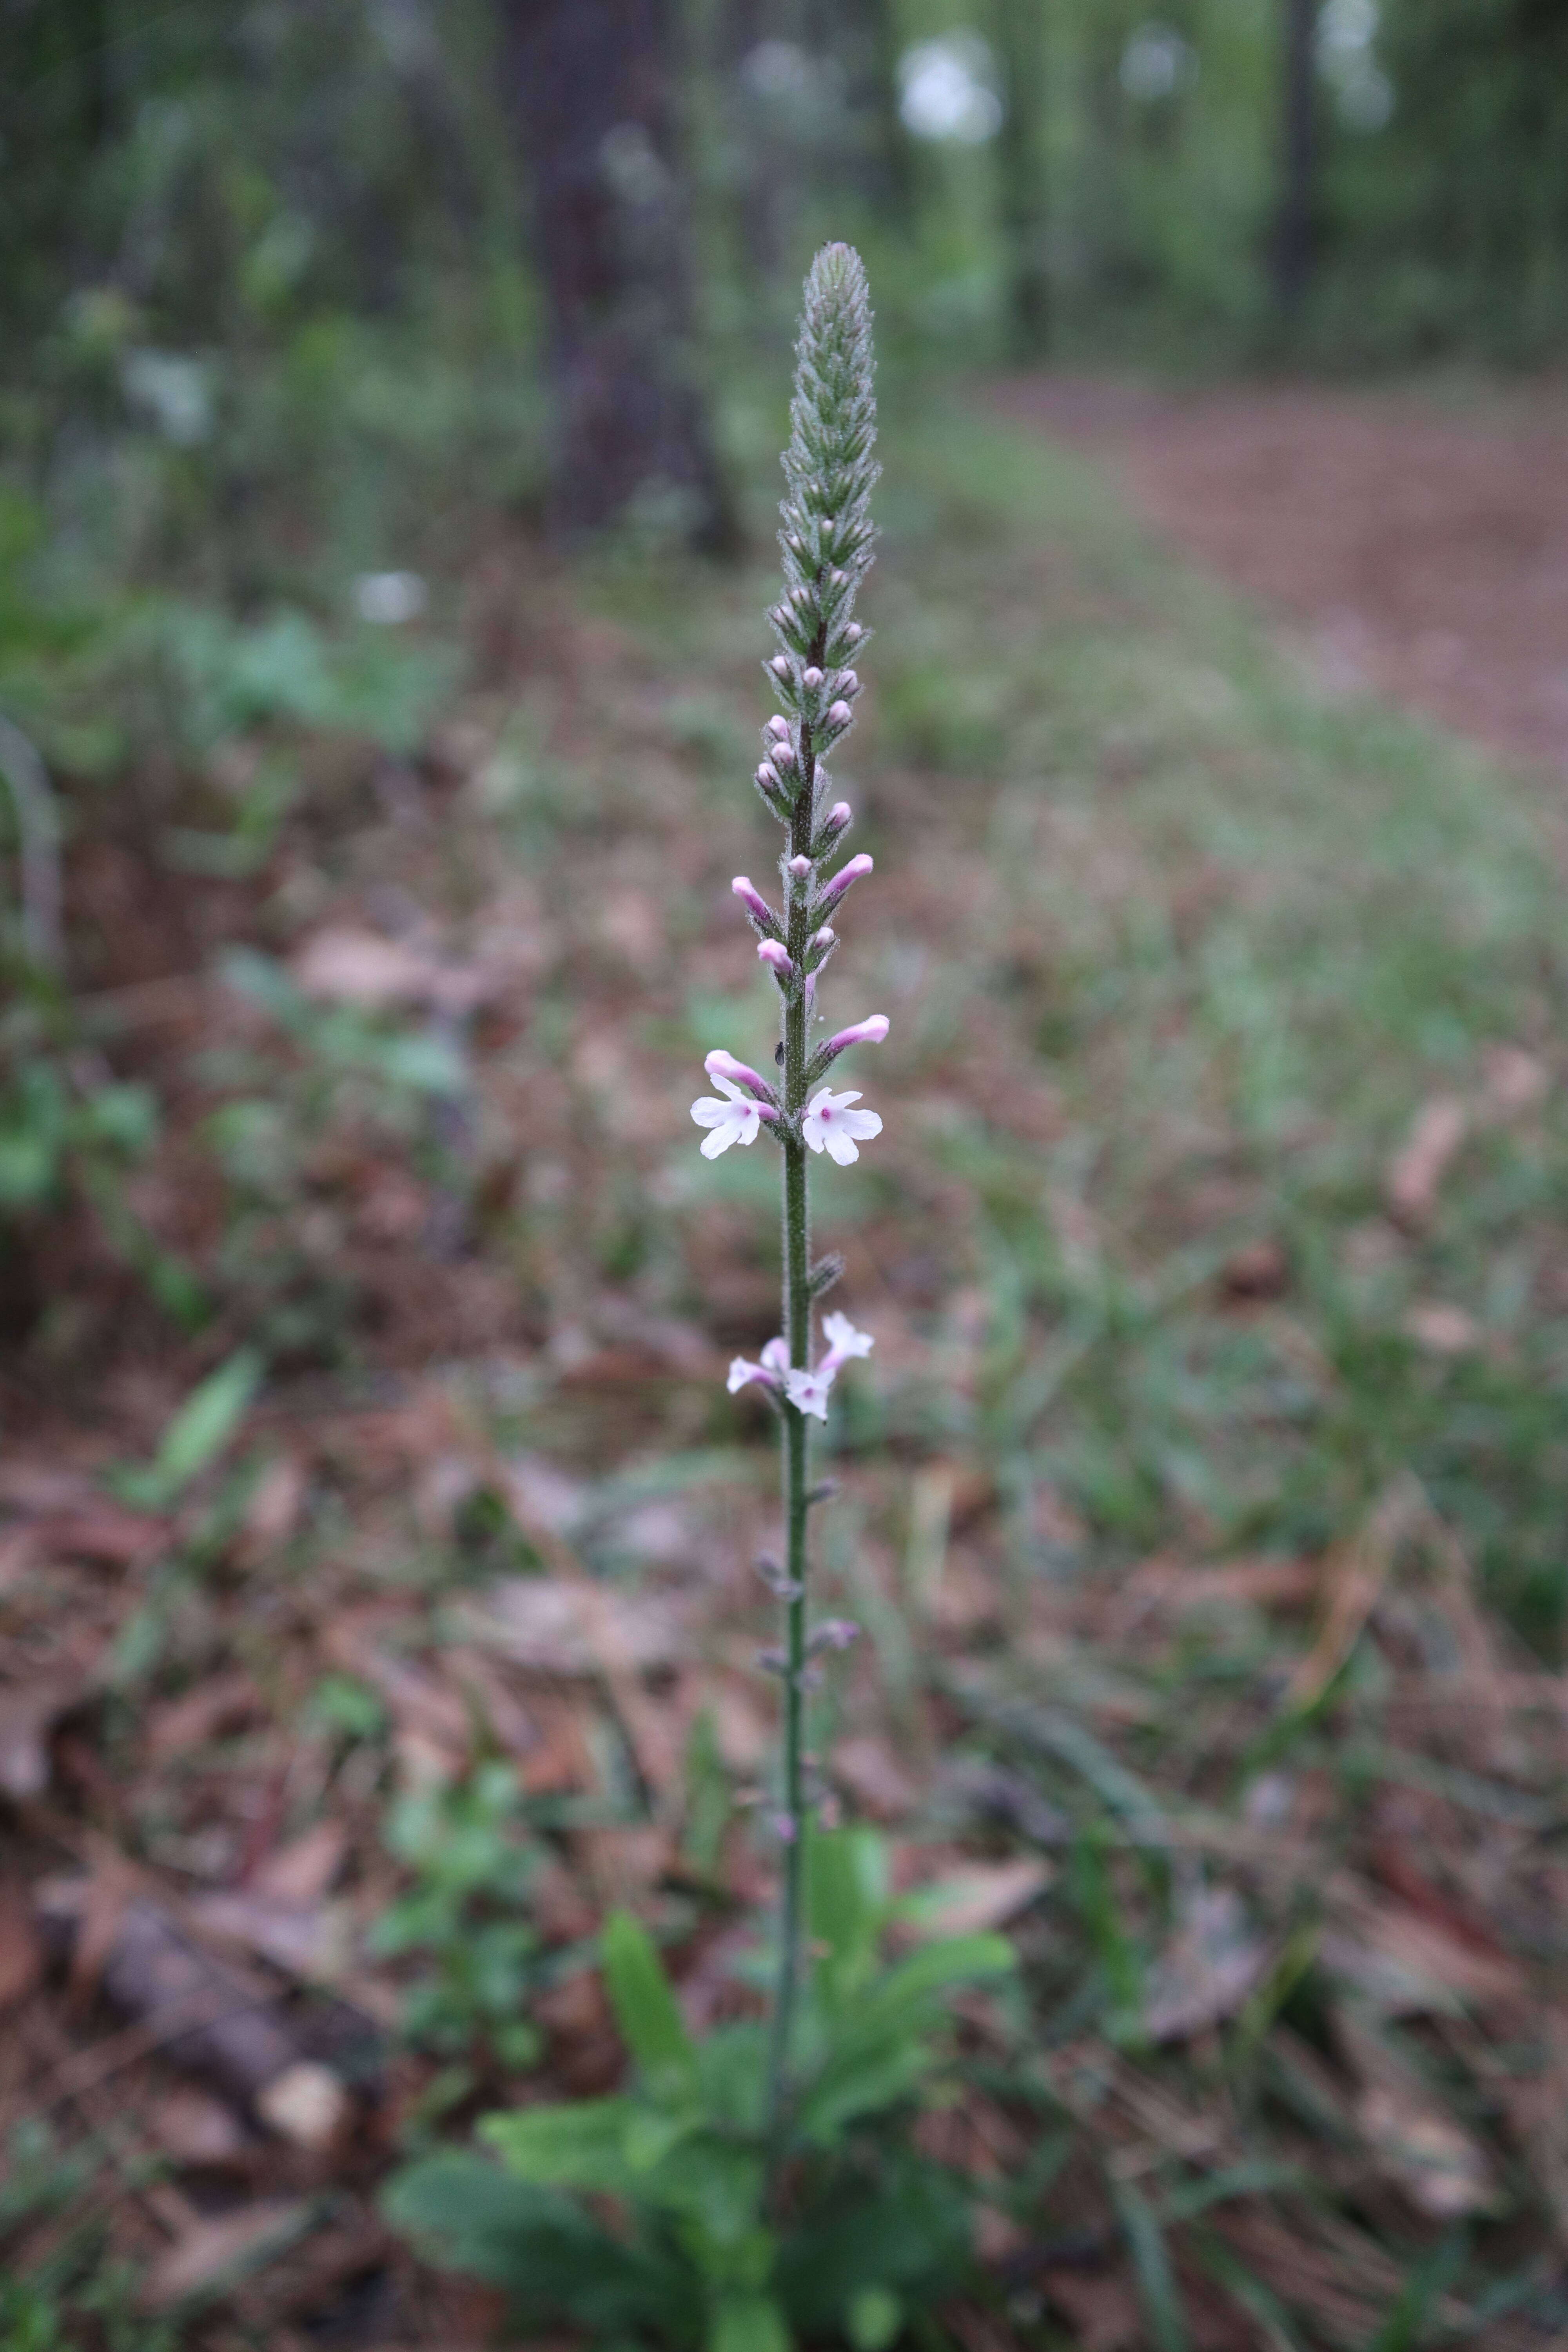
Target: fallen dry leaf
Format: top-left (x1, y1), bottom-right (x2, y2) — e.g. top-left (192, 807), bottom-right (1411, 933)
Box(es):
top-left (1405, 1301), bottom-right (1481, 1356)
top-left (1478, 1042), bottom-right (1549, 1118)
top-left (149, 2085), bottom-right (249, 2165)
top-left (146, 1671), bottom-right (262, 1761)
top-left (186, 1889), bottom-right (350, 1981)
top-left (249, 1819), bottom-right (348, 1907)
top-left (1142, 1886), bottom-right (1269, 2043)
top-left (456, 1577), bottom-right (689, 1676)
top-left (1385, 1094), bottom-right (1468, 1228)
top-left (902, 1858), bottom-right (1052, 1942)
top-left (292, 925), bottom-right (491, 1016)
top-left (833, 1735), bottom-right (920, 1821)
top-left (138, 2199), bottom-right (313, 2310)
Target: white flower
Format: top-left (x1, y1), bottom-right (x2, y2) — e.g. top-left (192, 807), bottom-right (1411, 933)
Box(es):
top-left (802, 1087), bottom-right (882, 1166)
top-left (728, 1338), bottom-right (789, 1395)
top-left (691, 1074), bottom-right (763, 1158)
top-left (784, 1361), bottom-right (838, 1421)
top-left (821, 1311), bottom-right (873, 1363)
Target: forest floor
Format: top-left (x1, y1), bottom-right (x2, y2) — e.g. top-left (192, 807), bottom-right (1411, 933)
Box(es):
top-left (1000, 370), bottom-right (1568, 778)
top-left (4, 381), bottom-right (1568, 2350)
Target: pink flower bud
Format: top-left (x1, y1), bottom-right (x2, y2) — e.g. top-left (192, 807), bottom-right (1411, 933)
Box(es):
top-left (844, 622), bottom-right (862, 644)
top-left (769, 653), bottom-right (791, 680)
top-left (766, 715), bottom-right (790, 740)
top-left (790, 586), bottom-right (812, 611)
top-left (823, 801), bottom-right (852, 836)
top-left (802, 666), bottom-right (824, 691)
top-left (810, 1617), bottom-right (862, 1653)
top-left (772, 740), bottom-right (796, 768)
top-left (821, 514), bottom-right (836, 532)
top-left (825, 1014), bottom-right (888, 1054)
top-left (787, 853), bottom-right (811, 879)
top-left (705, 1047), bottom-right (777, 1101)
top-left (757, 940), bottom-right (794, 978)
top-left (732, 875), bottom-right (778, 929)
top-left (837, 670), bottom-right (859, 695)
top-left (756, 762), bottom-right (779, 793)
top-left (812, 926), bottom-right (836, 952)
top-left (826, 701), bottom-right (852, 728)
top-left (829, 568), bottom-right (846, 585)
top-left (771, 1810), bottom-right (798, 1845)
top-left (818, 851), bottom-right (873, 909)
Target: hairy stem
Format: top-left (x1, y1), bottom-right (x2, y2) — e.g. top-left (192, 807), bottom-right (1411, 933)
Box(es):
top-left (766, 691), bottom-right (820, 2156)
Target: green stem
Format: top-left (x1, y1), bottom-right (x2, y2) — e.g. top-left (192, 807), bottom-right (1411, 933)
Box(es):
top-left (765, 716), bottom-right (819, 2163)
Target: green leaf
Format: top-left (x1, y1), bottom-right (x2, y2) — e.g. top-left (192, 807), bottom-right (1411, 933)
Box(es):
top-left (1114, 2181), bottom-right (1189, 2352)
top-left (116, 1348), bottom-right (263, 1507)
top-left (709, 2293), bottom-right (793, 2352)
top-left (847, 2286), bottom-right (903, 2351)
top-left (851, 1933), bottom-right (1015, 2033)
top-left (807, 1827), bottom-right (886, 1992)
top-left (480, 2099), bottom-right (637, 2195)
top-left (602, 1911), bottom-right (699, 2105)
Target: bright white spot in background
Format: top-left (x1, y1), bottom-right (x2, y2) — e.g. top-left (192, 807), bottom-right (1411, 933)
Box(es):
top-left (354, 572), bottom-right (428, 626)
top-left (897, 36), bottom-right (1002, 145)
top-left (1119, 23), bottom-right (1197, 103)
top-left (1318, 0), bottom-right (1394, 129)
top-left (121, 350), bottom-right (213, 446)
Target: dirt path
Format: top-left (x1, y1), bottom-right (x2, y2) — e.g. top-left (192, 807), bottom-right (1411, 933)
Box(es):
top-left (1000, 374), bottom-right (1568, 778)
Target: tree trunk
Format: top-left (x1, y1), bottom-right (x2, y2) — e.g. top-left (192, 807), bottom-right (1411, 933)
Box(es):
top-left (498, 0), bottom-right (738, 552)
top-left (993, 0), bottom-right (1050, 358)
top-left (1274, 0), bottom-right (1318, 317)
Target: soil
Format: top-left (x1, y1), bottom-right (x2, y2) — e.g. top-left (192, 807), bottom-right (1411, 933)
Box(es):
top-left (999, 373), bottom-right (1568, 778)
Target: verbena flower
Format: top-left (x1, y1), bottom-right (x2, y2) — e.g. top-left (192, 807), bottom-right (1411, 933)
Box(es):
top-left (691, 1074), bottom-right (773, 1156)
top-left (728, 1337), bottom-right (790, 1395)
top-left (802, 1086), bottom-right (882, 1163)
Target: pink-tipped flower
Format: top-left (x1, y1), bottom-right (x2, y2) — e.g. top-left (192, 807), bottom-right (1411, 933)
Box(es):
top-left (822, 801), bottom-right (852, 839)
top-left (823, 1013), bottom-right (889, 1061)
top-left (769, 653), bottom-right (791, 681)
top-left (802, 665), bottom-right (824, 691)
top-left (818, 851), bottom-right (873, 910)
top-left (772, 740), bottom-right (797, 769)
top-left (809, 1617), bottom-right (862, 1653)
top-left (826, 701), bottom-right (853, 729)
top-left (705, 1047), bottom-right (777, 1102)
top-left (766, 715), bottom-right (791, 741)
top-left (732, 875), bottom-right (779, 932)
top-left (811, 926), bottom-right (836, 954)
top-left (755, 761), bottom-right (780, 793)
top-left (843, 621), bottom-right (863, 645)
top-left (758, 940), bottom-right (794, 980)
top-left (727, 1334), bottom-right (789, 1396)
top-left (787, 853), bottom-right (811, 880)
top-left (837, 670), bottom-right (860, 696)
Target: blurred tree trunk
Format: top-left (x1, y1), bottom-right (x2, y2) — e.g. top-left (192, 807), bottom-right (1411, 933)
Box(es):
top-left (992, 0), bottom-right (1050, 358)
top-left (1273, 0), bottom-right (1318, 316)
top-left (498, 0), bottom-right (738, 553)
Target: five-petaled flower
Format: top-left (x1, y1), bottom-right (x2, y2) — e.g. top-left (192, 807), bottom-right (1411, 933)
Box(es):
top-left (692, 1074), bottom-right (771, 1158)
top-left (783, 1363), bottom-right (837, 1421)
top-left (803, 1087), bottom-right (882, 1165)
top-left (822, 1311), bottom-right (873, 1361)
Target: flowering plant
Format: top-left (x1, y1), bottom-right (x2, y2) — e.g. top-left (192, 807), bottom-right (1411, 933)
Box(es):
top-left (389, 246), bottom-right (1014, 2352)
